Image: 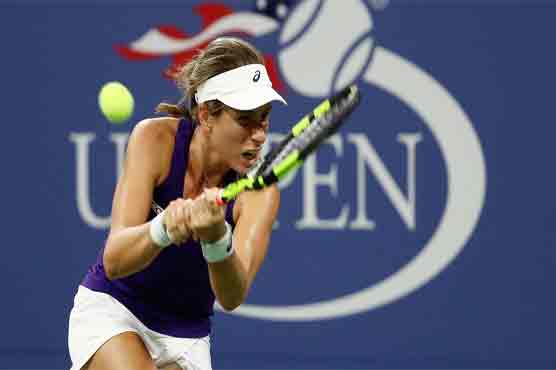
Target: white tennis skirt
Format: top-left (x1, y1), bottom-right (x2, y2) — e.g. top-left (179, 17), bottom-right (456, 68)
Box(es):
top-left (68, 285), bottom-right (212, 370)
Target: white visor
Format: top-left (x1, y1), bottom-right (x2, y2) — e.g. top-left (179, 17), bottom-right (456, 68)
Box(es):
top-left (195, 64), bottom-right (287, 111)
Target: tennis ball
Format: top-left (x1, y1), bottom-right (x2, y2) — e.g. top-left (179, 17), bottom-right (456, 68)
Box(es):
top-left (98, 81), bottom-right (134, 124)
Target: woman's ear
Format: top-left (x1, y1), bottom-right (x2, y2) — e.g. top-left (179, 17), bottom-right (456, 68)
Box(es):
top-left (197, 103), bottom-right (213, 133)
top-left (197, 103), bottom-right (209, 125)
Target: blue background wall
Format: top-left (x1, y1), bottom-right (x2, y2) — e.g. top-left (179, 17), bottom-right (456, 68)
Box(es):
top-left (0, 0), bottom-right (555, 368)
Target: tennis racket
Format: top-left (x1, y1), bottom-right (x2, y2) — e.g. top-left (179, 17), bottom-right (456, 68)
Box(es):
top-left (216, 84), bottom-right (360, 204)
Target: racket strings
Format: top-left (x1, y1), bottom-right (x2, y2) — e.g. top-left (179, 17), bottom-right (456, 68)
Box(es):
top-left (289, 98), bottom-right (351, 155)
top-left (262, 93), bottom-right (357, 175)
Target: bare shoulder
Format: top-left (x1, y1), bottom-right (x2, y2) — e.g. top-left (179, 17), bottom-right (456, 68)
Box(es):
top-left (129, 116), bottom-right (179, 147)
top-left (125, 116), bottom-right (181, 186)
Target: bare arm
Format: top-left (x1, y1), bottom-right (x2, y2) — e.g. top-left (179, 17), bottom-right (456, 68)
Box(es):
top-left (102, 119), bottom-right (175, 280)
top-left (207, 186), bottom-right (280, 311)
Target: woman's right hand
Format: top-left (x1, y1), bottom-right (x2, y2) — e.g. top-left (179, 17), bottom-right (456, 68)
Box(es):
top-left (163, 198), bottom-right (193, 245)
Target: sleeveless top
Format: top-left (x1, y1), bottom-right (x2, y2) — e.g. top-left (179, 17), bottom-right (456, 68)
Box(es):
top-left (82, 119), bottom-right (237, 338)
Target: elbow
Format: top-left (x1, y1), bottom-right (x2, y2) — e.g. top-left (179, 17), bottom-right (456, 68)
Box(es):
top-left (218, 289), bottom-right (248, 312)
top-left (219, 298), bottom-right (243, 312)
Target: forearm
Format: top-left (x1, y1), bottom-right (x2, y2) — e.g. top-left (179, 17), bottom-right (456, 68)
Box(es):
top-left (190, 187), bottom-right (278, 311)
top-left (103, 223), bottom-right (162, 280)
top-left (208, 253), bottom-right (249, 311)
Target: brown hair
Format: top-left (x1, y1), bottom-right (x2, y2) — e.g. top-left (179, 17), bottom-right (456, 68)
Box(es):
top-left (156, 37), bottom-right (265, 122)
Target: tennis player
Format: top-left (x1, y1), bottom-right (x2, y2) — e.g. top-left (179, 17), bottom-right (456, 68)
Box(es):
top-left (68, 37), bottom-right (286, 370)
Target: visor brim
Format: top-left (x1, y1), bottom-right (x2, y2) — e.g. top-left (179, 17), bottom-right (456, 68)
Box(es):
top-left (218, 86), bottom-right (287, 111)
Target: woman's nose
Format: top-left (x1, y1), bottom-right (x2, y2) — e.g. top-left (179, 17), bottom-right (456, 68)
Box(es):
top-left (251, 126), bottom-right (266, 145)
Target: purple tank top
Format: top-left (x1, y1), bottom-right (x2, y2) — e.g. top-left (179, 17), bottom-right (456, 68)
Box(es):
top-left (82, 119), bottom-right (237, 338)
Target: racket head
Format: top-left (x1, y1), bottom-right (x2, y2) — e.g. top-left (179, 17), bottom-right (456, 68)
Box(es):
top-left (259, 84), bottom-right (360, 182)
top-left (253, 94), bottom-right (335, 178)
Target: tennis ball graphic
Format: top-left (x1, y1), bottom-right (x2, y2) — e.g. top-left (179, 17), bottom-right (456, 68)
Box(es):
top-left (98, 81), bottom-right (134, 124)
top-left (278, 0), bottom-right (374, 97)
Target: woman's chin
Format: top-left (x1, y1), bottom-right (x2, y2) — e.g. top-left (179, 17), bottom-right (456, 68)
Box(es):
top-left (231, 162), bottom-right (249, 176)
top-left (234, 156), bottom-right (259, 175)
top-left (234, 167), bottom-right (249, 176)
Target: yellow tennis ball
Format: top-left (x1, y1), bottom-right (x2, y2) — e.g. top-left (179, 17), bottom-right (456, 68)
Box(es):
top-left (98, 81), bottom-right (134, 124)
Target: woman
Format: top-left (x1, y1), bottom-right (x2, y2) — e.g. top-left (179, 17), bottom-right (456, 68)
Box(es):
top-left (68, 37), bottom-right (286, 370)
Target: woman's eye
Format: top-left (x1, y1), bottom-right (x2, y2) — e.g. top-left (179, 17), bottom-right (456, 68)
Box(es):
top-left (237, 111), bottom-right (270, 128)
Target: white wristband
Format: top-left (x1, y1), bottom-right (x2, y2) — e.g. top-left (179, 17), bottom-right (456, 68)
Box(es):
top-left (149, 211), bottom-right (172, 248)
top-left (201, 222), bottom-right (234, 263)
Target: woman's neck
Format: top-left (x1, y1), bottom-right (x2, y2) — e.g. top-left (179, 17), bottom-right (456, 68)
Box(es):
top-left (188, 129), bottom-right (229, 189)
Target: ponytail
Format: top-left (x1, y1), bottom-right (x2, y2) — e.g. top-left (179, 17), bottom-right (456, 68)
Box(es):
top-left (155, 97), bottom-right (193, 121)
